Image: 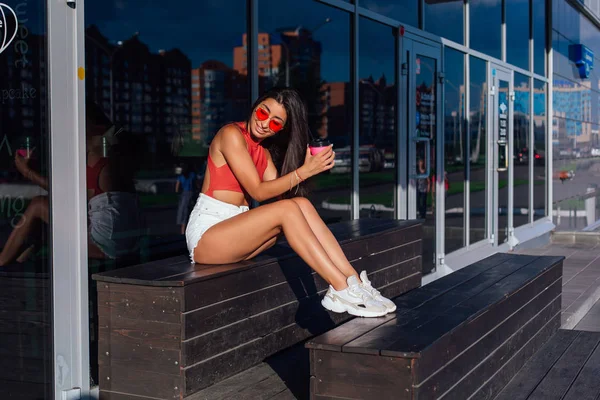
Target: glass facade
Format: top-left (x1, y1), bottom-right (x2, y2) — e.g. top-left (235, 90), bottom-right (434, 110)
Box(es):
top-left (6, 0), bottom-right (567, 395)
top-left (552, 0), bottom-right (600, 231)
top-left (0, 0), bottom-right (53, 397)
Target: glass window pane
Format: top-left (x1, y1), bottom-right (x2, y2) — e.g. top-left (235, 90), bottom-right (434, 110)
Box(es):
top-left (533, 0), bottom-right (546, 76)
top-left (424, 0), bottom-right (463, 44)
top-left (514, 73), bottom-right (530, 228)
top-left (0, 0), bottom-right (53, 398)
top-left (361, 0), bottom-right (418, 27)
top-left (85, 0), bottom-right (247, 386)
top-left (261, 1), bottom-right (352, 222)
top-left (533, 80), bottom-right (546, 220)
top-left (469, 56), bottom-right (487, 244)
top-left (444, 48), bottom-right (465, 253)
top-left (470, 0), bottom-right (502, 60)
top-left (359, 17), bottom-right (396, 219)
top-left (507, 0), bottom-right (530, 70)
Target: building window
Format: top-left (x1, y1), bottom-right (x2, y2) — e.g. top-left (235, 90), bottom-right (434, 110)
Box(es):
top-left (470, 0), bottom-right (502, 60)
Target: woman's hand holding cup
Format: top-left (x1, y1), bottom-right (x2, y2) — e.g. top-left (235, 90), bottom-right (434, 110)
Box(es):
top-left (299, 139), bottom-right (334, 179)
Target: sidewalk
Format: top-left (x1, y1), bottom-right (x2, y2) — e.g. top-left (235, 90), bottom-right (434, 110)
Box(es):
top-left (516, 241), bottom-right (600, 332)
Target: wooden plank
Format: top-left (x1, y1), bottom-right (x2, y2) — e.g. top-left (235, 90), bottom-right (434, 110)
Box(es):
top-left (527, 331), bottom-right (600, 400)
top-left (307, 253), bottom-right (514, 352)
top-left (99, 363), bottom-right (182, 399)
top-left (380, 256), bottom-right (563, 357)
top-left (416, 276), bottom-right (562, 397)
top-left (563, 334), bottom-right (600, 400)
top-left (182, 263), bottom-right (420, 366)
top-left (413, 263), bottom-right (562, 383)
top-left (183, 228), bottom-right (420, 311)
top-left (343, 254), bottom-right (543, 355)
top-left (97, 284), bottom-right (183, 324)
top-left (311, 351), bottom-right (411, 400)
top-left (441, 296), bottom-right (562, 399)
top-left (182, 243), bottom-right (420, 338)
top-left (99, 391), bottom-right (166, 400)
top-left (182, 275), bottom-right (419, 394)
top-left (495, 330), bottom-right (581, 400)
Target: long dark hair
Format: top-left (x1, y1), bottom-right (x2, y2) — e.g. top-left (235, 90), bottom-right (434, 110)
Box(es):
top-left (248, 87), bottom-right (310, 197)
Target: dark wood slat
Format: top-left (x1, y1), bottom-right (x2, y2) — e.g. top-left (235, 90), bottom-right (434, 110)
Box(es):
top-left (99, 391), bottom-right (163, 400)
top-left (442, 297), bottom-right (562, 400)
top-left (97, 285), bottom-right (183, 323)
top-left (380, 256), bottom-right (563, 356)
top-left (563, 335), bottom-right (600, 400)
top-left (495, 330), bottom-right (581, 400)
top-left (182, 275), bottom-right (419, 394)
top-left (527, 331), bottom-right (600, 400)
top-left (343, 254), bottom-right (543, 355)
top-left (416, 276), bottom-right (562, 397)
top-left (311, 351), bottom-right (410, 400)
top-left (99, 363), bottom-right (182, 399)
top-left (413, 264), bottom-right (562, 383)
top-left (307, 253), bottom-right (514, 352)
top-left (182, 242), bottom-right (420, 339)
top-left (182, 263), bottom-right (420, 366)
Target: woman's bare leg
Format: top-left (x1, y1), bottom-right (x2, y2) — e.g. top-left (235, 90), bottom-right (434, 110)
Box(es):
top-left (193, 199), bottom-right (348, 290)
top-left (0, 196), bottom-right (49, 266)
top-left (290, 197), bottom-right (359, 279)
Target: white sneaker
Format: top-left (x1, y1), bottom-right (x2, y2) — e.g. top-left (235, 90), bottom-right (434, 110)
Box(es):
top-left (321, 275), bottom-right (388, 318)
top-left (359, 271), bottom-right (397, 312)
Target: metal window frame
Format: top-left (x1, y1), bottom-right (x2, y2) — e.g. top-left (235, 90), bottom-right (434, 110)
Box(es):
top-left (49, 0), bottom-right (90, 398)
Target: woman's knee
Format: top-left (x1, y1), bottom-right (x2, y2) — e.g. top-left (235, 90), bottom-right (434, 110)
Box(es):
top-left (275, 199), bottom-right (303, 219)
top-left (290, 196), bottom-right (314, 212)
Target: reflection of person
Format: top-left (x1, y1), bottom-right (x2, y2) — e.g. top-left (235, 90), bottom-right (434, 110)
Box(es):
top-left (0, 103), bottom-right (141, 266)
top-left (175, 163), bottom-right (196, 235)
top-left (417, 158), bottom-right (429, 219)
top-left (186, 88), bottom-right (394, 317)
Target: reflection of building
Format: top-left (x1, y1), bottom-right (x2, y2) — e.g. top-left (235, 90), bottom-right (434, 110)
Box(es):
top-left (191, 61), bottom-right (248, 144)
top-left (234, 28), bottom-right (322, 87)
top-left (319, 82), bottom-right (351, 140)
top-left (85, 25), bottom-right (191, 160)
top-left (359, 76), bottom-right (396, 148)
top-left (553, 79), bottom-right (595, 146)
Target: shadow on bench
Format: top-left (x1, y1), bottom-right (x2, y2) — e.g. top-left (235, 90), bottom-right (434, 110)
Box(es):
top-left (92, 218), bottom-right (423, 399)
top-left (307, 253), bottom-right (564, 400)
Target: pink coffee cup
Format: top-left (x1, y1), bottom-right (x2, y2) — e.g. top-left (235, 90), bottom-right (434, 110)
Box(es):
top-left (309, 138), bottom-right (331, 156)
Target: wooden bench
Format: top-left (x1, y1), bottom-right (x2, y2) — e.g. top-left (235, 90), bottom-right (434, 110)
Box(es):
top-left (92, 218), bottom-right (423, 400)
top-left (306, 253), bottom-right (564, 400)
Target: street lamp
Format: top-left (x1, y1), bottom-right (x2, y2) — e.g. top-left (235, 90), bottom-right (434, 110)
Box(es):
top-left (85, 31), bottom-right (139, 120)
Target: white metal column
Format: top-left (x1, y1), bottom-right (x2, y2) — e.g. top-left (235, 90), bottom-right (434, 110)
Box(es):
top-left (48, 0), bottom-right (90, 398)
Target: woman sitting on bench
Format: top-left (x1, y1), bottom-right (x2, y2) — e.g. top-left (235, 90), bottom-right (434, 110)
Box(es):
top-left (186, 88), bottom-right (395, 318)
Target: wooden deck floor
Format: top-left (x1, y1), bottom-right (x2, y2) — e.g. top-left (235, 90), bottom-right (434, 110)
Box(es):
top-left (496, 329), bottom-right (600, 400)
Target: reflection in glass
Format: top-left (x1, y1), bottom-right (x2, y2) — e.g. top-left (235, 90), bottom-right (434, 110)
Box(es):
top-left (414, 55), bottom-right (437, 273)
top-left (0, 0), bottom-right (52, 397)
top-left (514, 73), bottom-right (530, 228)
top-left (533, 0), bottom-right (546, 76)
top-left (497, 80), bottom-right (510, 244)
top-left (533, 80), bottom-right (546, 221)
top-left (85, 0), bottom-right (248, 385)
top-left (506, 0), bottom-right (530, 70)
top-left (424, 0), bottom-right (463, 44)
top-left (361, 0), bottom-right (418, 27)
top-left (261, 0), bottom-right (351, 223)
top-left (359, 18), bottom-right (396, 220)
top-left (444, 48), bottom-right (465, 254)
top-left (470, 0), bottom-right (501, 60)
top-left (469, 57), bottom-right (487, 244)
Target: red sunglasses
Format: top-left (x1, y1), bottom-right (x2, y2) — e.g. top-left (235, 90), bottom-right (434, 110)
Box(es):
top-left (255, 107), bottom-right (284, 133)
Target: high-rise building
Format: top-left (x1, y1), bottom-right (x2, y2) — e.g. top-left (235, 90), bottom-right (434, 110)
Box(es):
top-left (85, 25), bottom-right (191, 163)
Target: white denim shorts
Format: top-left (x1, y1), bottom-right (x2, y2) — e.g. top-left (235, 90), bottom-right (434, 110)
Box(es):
top-left (88, 192), bottom-right (142, 259)
top-left (185, 193), bottom-right (249, 262)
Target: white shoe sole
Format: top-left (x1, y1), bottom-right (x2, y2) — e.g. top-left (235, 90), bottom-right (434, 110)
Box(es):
top-left (321, 296), bottom-right (387, 318)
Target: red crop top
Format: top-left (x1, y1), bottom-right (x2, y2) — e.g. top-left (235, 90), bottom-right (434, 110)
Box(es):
top-left (87, 158), bottom-right (109, 196)
top-left (205, 122), bottom-right (268, 197)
